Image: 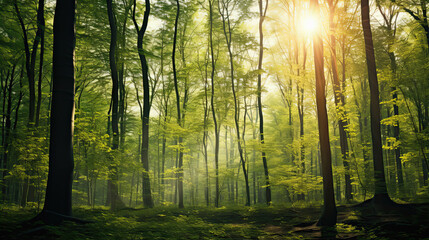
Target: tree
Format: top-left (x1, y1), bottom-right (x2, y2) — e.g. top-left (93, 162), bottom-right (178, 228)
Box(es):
top-left (172, 0), bottom-right (184, 209)
top-left (361, 0), bottom-right (392, 204)
top-left (218, 0), bottom-right (251, 207)
top-left (38, 0), bottom-right (76, 224)
top-left (391, 0), bottom-right (428, 50)
top-left (35, 0), bottom-right (45, 127)
top-left (208, 0), bottom-right (220, 208)
top-left (106, 0), bottom-right (125, 210)
top-left (311, 0), bottom-right (337, 227)
top-left (132, 0), bottom-right (154, 208)
top-left (257, 0), bottom-right (271, 206)
top-left (13, 0), bottom-right (44, 126)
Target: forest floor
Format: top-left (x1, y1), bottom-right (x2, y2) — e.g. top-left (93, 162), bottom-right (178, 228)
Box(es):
top-left (0, 202), bottom-right (428, 240)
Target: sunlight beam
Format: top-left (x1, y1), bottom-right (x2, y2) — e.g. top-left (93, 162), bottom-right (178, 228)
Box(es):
top-left (301, 15), bottom-right (318, 34)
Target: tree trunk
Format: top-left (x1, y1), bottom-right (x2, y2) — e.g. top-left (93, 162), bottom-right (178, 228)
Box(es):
top-left (202, 43), bottom-right (210, 207)
top-left (106, 0), bottom-right (125, 211)
top-left (132, 0), bottom-right (153, 208)
top-left (209, 0), bottom-right (220, 208)
top-left (35, 0), bottom-right (45, 127)
top-left (311, 0), bottom-right (337, 227)
top-left (1, 64), bottom-right (16, 199)
top-left (39, 0), bottom-right (76, 224)
top-left (361, 0), bottom-right (391, 203)
top-left (257, 0), bottom-right (271, 206)
top-left (172, 0), bottom-right (184, 209)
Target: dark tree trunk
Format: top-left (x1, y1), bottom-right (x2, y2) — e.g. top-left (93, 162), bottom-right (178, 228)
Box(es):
top-left (13, 66), bottom-right (24, 131)
top-left (172, 0), bottom-right (184, 209)
top-left (35, 0), bottom-right (45, 127)
top-left (118, 4), bottom-right (131, 150)
top-left (209, 0), bottom-right (220, 208)
top-left (106, 0), bottom-right (125, 211)
top-left (203, 47), bottom-right (210, 207)
top-left (1, 64), bottom-right (16, 199)
top-left (328, 0), bottom-right (352, 202)
top-left (14, 0), bottom-right (44, 126)
top-left (257, 0), bottom-right (271, 206)
top-left (311, 0), bottom-right (337, 227)
top-left (361, 0), bottom-right (391, 203)
top-left (132, 0), bottom-right (153, 208)
top-left (39, 0), bottom-right (76, 224)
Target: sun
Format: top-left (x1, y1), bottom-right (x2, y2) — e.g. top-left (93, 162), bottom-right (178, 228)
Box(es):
top-left (301, 15), bottom-right (318, 34)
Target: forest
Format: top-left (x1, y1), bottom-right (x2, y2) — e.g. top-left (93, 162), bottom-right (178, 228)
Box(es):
top-left (0, 0), bottom-right (428, 239)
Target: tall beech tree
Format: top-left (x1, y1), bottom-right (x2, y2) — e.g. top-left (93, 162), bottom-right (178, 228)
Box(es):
top-left (208, 0), bottom-right (220, 208)
top-left (257, 0), bottom-right (271, 206)
top-left (361, 0), bottom-right (392, 204)
top-left (106, 0), bottom-right (125, 210)
top-left (311, 0), bottom-right (337, 227)
top-left (38, 0), bottom-right (76, 224)
top-left (132, 0), bottom-right (154, 208)
top-left (172, 0), bottom-right (184, 209)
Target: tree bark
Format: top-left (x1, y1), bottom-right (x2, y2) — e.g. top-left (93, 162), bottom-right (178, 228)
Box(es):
top-left (132, 0), bottom-right (154, 208)
top-left (208, 0), bottom-right (220, 208)
top-left (106, 0), bottom-right (125, 211)
top-left (1, 64), bottom-right (16, 199)
top-left (257, 0), bottom-right (271, 206)
top-left (172, 0), bottom-right (184, 209)
top-left (311, 0), bottom-right (337, 227)
top-left (361, 0), bottom-right (391, 203)
top-left (35, 0), bottom-right (45, 127)
top-left (39, 0), bottom-right (76, 224)
top-left (203, 46), bottom-right (210, 207)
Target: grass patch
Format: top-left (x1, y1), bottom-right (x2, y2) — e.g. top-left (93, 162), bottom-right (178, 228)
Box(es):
top-left (1, 204), bottom-right (428, 239)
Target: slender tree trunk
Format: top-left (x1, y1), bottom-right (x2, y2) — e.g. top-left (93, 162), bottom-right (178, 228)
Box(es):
top-left (328, 0), bottom-right (352, 202)
top-left (257, 0), bottom-right (271, 206)
top-left (132, 0), bottom-right (153, 208)
top-left (203, 52), bottom-right (210, 206)
top-left (13, 66), bottom-right (24, 131)
top-left (361, 0), bottom-right (391, 203)
top-left (1, 65), bottom-right (16, 199)
top-left (209, 0), bottom-right (220, 208)
top-left (161, 113), bottom-right (167, 202)
top-left (13, 0), bottom-right (38, 126)
top-left (172, 0), bottom-right (184, 209)
top-left (106, 0), bottom-right (125, 211)
top-left (35, 0), bottom-right (45, 127)
top-left (297, 84), bottom-right (305, 201)
top-left (311, 0), bottom-right (337, 227)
